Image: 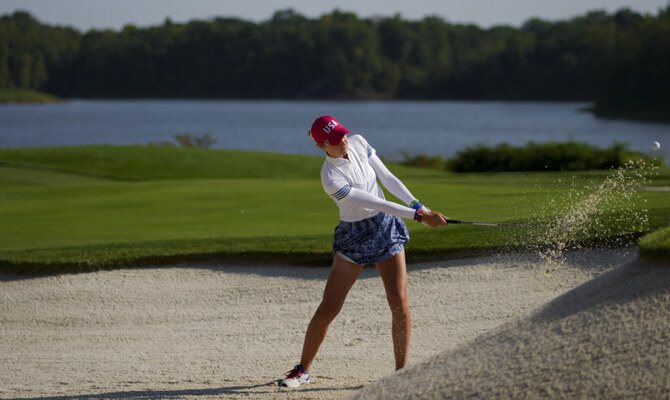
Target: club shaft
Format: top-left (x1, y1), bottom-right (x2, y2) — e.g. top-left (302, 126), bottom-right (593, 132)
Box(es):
top-left (446, 219), bottom-right (555, 229)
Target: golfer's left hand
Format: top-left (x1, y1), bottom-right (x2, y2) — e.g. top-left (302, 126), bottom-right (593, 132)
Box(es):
top-left (423, 211), bottom-right (449, 228)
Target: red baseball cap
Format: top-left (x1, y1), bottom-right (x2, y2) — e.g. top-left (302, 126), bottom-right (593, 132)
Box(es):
top-left (309, 116), bottom-right (351, 145)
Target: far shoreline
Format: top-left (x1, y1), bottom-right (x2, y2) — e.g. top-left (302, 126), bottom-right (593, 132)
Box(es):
top-left (3, 92), bottom-right (669, 124)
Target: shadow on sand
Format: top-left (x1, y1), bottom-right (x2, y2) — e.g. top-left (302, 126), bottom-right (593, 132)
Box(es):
top-left (9, 381), bottom-right (364, 400)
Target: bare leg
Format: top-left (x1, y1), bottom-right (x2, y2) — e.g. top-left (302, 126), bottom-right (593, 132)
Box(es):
top-left (376, 249), bottom-right (411, 370)
top-left (299, 254), bottom-right (363, 372)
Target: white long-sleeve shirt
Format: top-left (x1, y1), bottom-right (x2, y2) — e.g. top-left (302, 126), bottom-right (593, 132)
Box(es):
top-left (320, 134), bottom-right (419, 222)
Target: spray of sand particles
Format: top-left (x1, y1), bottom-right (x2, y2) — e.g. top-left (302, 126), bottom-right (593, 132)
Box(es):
top-left (522, 160), bottom-right (657, 268)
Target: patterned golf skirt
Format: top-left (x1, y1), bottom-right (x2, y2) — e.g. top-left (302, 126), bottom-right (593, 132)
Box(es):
top-left (333, 212), bottom-right (409, 265)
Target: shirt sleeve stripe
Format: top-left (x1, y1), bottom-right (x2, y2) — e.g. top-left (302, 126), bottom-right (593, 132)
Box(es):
top-left (331, 184), bottom-right (352, 201)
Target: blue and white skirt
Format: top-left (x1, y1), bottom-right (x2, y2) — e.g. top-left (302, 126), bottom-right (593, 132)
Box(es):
top-left (333, 212), bottom-right (409, 265)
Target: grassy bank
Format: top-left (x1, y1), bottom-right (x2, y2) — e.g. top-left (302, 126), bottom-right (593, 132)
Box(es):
top-left (0, 88), bottom-right (63, 104)
top-left (639, 225), bottom-right (670, 263)
top-left (1, 146), bottom-right (669, 274)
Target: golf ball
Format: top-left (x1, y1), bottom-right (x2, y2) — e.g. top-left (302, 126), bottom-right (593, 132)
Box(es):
top-left (651, 141), bottom-right (661, 151)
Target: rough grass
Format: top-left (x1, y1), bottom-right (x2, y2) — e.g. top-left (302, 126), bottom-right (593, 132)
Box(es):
top-left (1, 145), bottom-right (668, 274)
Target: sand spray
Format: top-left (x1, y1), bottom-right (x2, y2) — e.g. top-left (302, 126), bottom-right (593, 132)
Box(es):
top-left (516, 160), bottom-right (658, 269)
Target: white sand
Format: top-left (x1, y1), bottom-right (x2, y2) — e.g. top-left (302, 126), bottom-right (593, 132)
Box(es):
top-left (0, 248), bottom-right (638, 399)
top-left (347, 256), bottom-right (670, 399)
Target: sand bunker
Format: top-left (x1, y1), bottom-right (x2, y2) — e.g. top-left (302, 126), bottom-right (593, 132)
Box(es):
top-left (347, 258), bottom-right (670, 399)
top-left (0, 248), bottom-right (652, 400)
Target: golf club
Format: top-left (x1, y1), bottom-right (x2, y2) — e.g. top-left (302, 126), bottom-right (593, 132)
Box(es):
top-left (446, 218), bottom-right (559, 229)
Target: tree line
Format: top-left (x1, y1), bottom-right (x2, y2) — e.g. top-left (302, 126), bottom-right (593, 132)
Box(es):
top-left (1, 7), bottom-right (669, 120)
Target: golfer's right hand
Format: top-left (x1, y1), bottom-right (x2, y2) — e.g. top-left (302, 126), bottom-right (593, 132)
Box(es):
top-left (423, 211), bottom-right (449, 228)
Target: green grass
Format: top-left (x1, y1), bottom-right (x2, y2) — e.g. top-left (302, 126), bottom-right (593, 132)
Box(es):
top-left (1, 145), bottom-right (669, 274)
top-left (0, 145), bottom-right (326, 180)
top-left (0, 88), bottom-right (63, 104)
top-left (639, 225), bottom-right (670, 263)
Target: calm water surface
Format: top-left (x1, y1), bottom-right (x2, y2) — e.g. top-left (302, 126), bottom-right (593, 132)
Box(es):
top-left (1, 99), bottom-right (668, 159)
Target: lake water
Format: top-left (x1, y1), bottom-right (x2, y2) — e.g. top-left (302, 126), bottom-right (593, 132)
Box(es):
top-left (1, 99), bottom-right (668, 160)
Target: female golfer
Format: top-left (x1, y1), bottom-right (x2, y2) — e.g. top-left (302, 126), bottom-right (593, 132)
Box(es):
top-left (280, 116), bottom-right (448, 387)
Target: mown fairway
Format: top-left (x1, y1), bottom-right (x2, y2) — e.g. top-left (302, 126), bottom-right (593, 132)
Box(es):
top-left (1, 146), bottom-right (668, 273)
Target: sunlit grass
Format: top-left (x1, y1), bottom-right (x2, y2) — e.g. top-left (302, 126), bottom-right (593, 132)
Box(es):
top-left (0, 146), bottom-right (668, 273)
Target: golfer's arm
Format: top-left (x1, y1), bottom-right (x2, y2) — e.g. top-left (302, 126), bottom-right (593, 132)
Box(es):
top-left (339, 187), bottom-right (416, 220)
top-left (368, 154), bottom-right (416, 206)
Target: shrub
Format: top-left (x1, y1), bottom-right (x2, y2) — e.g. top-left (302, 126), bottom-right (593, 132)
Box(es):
top-left (149, 133), bottom-right (218, 148)
top-left (174, 133), bottom-right (217, 148)
top-left (399, 154), bottom-right (447, 170)
top-left (402, 141), bottom-right (663, 172)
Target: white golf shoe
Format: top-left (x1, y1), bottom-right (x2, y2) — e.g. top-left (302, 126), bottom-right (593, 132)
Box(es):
top-left (280, 365), bottom-right (310, 387)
